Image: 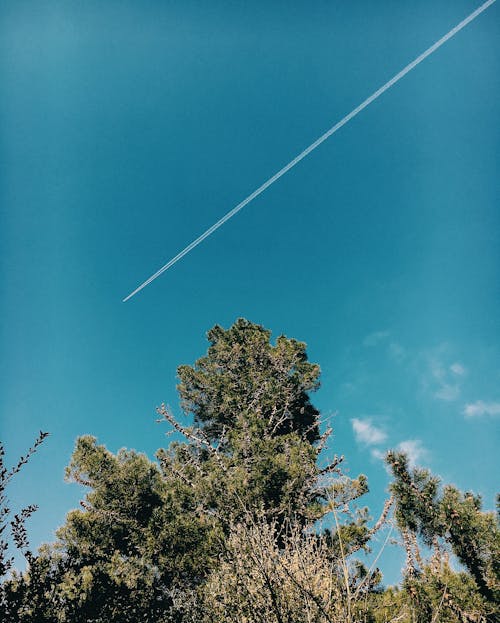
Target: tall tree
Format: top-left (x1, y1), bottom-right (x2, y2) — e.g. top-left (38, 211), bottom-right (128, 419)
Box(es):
top-left (386, 451), bottom-right (500, 619)
top-left (2, 319), bottom-right (379, 622)
top-left (160, 318), bottom-right (343, 524)
top-left (177, 318), bottom-right (321, 443)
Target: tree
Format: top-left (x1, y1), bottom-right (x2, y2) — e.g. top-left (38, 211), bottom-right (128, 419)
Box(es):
top-left (157, 319), bottom-right (387, 620)
top-left (177, 318), bottom-right (321, 443)
top-left (5, 319), bottom-right (372, 621)
top-left (158, 319), bottom-right (346, 526)
top-left (40, 436), bottom-right (219, 622)
top-left (0, 431), bottom-right (49, 622)
top-left (386, 451), bottom-right (499, 621)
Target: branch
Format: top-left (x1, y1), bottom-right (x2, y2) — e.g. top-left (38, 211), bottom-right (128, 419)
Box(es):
top-left (319, 455), bottom-right (344, 476)
top-left (157, 404), bottom-right (227, 472)
top-left (350, 496), bottom-right (394, 556)
top-left (5, 431), bottom-right (49, 482)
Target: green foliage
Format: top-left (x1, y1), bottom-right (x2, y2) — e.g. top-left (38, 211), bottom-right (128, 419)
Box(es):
top-left (3, 436), bottom-right (219, 622)
top-left (387, 451), bottom-right (500, 615)
top-left (177, 318), bottom-right (321, 443)
top-left (1, 319), bottom-right (498, 623)
top-left (369, 563), bottom-right (492, 623)
top-left (160, 319), bottom-right (335, 527)
top-left (402, 564), bottom-right (493, 623)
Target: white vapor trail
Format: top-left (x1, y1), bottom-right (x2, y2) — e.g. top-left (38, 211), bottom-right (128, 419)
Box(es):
top-left (123, 0), bottom-right (496, 302)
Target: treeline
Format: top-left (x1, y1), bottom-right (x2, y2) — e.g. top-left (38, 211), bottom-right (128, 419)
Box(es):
top-left (1, 319), bottom-right (498, 622)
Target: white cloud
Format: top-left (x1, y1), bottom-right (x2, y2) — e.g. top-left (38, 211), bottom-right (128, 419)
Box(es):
top-left (396, 439), bottom-right (428, 467)
top-left (463, 400), bottom-right (500, 418)
top-left (450, 362), bottom-right (466, 376)
top-left (427, 355), bottom-right (462, 402)
top-left (369, 439), bottom-right (428, 470)
top-left (363, 331), bottom-right (389, 347)
top-left (351, 418), bottom-right (387, 446)
top-left (435, 383), bottom-right (460, 401)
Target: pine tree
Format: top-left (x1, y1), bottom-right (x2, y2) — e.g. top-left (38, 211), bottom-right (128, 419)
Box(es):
top-left (386, 451), bottom-right (499, 621)
top-left (159, 318), bottom-right (342, 524)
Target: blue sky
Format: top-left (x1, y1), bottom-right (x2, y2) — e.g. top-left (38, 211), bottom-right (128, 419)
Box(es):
top-left (1, 0), bottom-right (499, 583)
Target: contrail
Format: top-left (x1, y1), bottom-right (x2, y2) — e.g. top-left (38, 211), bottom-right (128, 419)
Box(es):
top-left (123, 0), bottom-right (496, 302)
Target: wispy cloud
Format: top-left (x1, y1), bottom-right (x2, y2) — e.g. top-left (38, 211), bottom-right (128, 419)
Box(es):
top-left (351, 417), bottom-right (429, 469)
top-left (369, 438), bottom-right (429, 468)
top-left (463, 400), bottom-right (500, 418)
top-left (435, 383), bottom-right (460, 401)
top-left (427, 354), bottom-right (463, 402)
top-left (370, 448), bottom-right (386, 461)
top-left (396, 439), bottom-right (428, 467)
top-left (450, 362), bottom-right (467, 376)
top-left (351, 418), bottom-right (387, 446)
top-left (363, 330), bottom-right (389, 347)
